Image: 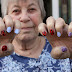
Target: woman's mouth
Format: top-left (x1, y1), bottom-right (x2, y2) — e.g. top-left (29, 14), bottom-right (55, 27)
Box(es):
top-left (21, 27), bottom-right (33, 31)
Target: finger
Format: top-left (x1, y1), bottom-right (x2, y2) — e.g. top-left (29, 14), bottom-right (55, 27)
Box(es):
top-left (0, 43), bottom-right (14, 57)
top-left (62, 24), bottom-right (68, 37)
top-left (3, 15), bottom-right (14, 33)
top-left (68, 22), bottom-right (72, 37)
top-left (51, 46), bottom-right (70, 59)
top-left (0, 17), bottom-right (6, 35)
top-left (46, 16), bottom-right (55, 35)
top-left (14, 20), bottom-right (21, 34)
top-left (38, 23), bottom-right (47, 36)
top-left (55, 18), bottom-right (65, 37)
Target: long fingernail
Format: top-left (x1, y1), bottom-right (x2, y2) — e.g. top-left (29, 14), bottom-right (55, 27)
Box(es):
top-left (61, 47), bottom-right (67, 52)
top-left (2, 45), bottom-right (7, 51)
top-left (57, 32), bottom-right (61, 37)
top-left (42, 31), bottom-right (47, 36)
top-left (68, 32), bottom-right (72, 37)
top-left (50, 29), bottom-right (54, 35)
top-left (7, 27), bottom-right (11, 33)
top-left (1, 30), bottom-right (6, 36)
top-left (14, 29), bottom-right (20, 34)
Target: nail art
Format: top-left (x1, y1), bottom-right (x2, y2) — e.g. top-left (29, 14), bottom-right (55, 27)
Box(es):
top-left (42, 31), bottom-right (47, 36)
top-left (61, 47), bottom-right (67, 52)
top-left (57, 32), bottom-right (61, 37)
top-left (50, 29), bottom-right (54, 35)
top-left (2, 45), bottom-right (7, 51)
top-left (14, 29), bottom-right (20, 34)
top-left (7, 27), bottom-right (11, 33)
top-left (68, 32), bottom-right (72, 37)
top-left (1, 30), bottom-right (6, 36)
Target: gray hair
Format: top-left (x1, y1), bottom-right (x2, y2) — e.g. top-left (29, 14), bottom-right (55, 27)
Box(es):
top-left (1, 0), bottom-right (46, 19)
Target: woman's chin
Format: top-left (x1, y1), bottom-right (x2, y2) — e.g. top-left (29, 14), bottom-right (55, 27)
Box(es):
top-left (17, 33), bottom-right (37, 41)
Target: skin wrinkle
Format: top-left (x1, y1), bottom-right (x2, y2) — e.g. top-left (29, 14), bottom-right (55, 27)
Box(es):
top-left (7, 0), bottom-right (45, 58)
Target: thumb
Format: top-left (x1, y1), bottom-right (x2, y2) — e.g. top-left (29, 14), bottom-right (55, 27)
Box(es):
top-left (51, 46), bottom-right (70, 59)
top-left (0, 43), bottom-right (14, 57)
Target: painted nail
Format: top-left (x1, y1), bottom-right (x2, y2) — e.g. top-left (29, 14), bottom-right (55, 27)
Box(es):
top-left (1, 30), bottom-right (6, 36)
top-left (7, 27), bottom-right (11, 33)
top-left (61, 47), bottom-right (67, 52)
top-left (57, 32), bottom-right (61, 37)
top-left (42, 31), bottom-right (47, 36)
top-left (14, 29), bottom-right (20, 34)
top-left (68, 32), bottom-right (72, 37)
top-left (50, 29), bottom-right (54, 35)
top-left (2, 45), bottom-right (7, 51)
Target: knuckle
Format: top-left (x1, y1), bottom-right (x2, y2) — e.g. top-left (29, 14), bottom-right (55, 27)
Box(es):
top-left (38, 24), bottom-right (44, 31)
top-left (69, 22), bottom-right (72, 25)
top-left (47, 24), bottom-right (52, 28)
top-left (4, 15), bottom-right (13, 23)
top-left (56, 17), bottom-right (65, 23)
top-left (46, 16), bottom-right (54, 22)
top-left (4, 15), bottom-right (11, 18)
top-left (15, 20), bottom-right (20, 25)
top-left (3, 15), bottom-right (9, 19)
top-left (6, 20), bottom-right (12, 25)
top-left (55, 25), bottom-right (61, 30)
top-left (0, 17), bottom-right (3, 21)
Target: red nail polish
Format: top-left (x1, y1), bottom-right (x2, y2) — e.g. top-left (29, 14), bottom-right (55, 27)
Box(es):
top-left (50, 29), bottom-right (54, 35)
top-left (42, 31), bottom-right (47, 36)
top-left (1, 30), bottom-right (6, 36)
top-left (2, 45), bottom-right (7, 51)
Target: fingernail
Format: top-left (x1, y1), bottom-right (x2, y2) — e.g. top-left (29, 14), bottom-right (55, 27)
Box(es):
top-left (68, 32), bottom-right (72, 37)
top-left (7, 27), bottom-right (11, 33)
top-left (1, 30), bottom-right (6, 36)
top-left (57, 32), bottom-right (61, 37)
top-left (14, 29), bottom-right (20, 34)
top-left (42, 31), bottom-right (47, 36)
top-left (50, 29), bottom-right (54, 35)
top-left (61, 47), bottom-right (67, 52)
top-left (2, 45), bottom-right (7, 51)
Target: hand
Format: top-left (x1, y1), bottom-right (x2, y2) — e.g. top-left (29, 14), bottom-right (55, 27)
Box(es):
top-left (38, 16), bottom-right (72, 59)
top-left (0, 15), bottom-right (21, 57)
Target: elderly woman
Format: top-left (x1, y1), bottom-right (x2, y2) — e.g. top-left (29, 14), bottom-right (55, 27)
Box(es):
top-left (0, 0), bottom-right (72, 72)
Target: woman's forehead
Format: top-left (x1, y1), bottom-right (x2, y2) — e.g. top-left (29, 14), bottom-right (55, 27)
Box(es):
top-left (8, 0), bottom-right (39, 8)
top-left (9, 0), bottom-right (38, 4)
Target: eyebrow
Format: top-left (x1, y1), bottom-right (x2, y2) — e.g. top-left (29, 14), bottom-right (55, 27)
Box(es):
top-left (12, 3), bottom-right (36, 8)
top-left (28, 3), bottom-right (36, 7)
top-left (12, 5), bottom-right (21, 8)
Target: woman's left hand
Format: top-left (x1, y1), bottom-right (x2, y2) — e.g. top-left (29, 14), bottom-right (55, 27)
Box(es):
top-left (38, 16), bottom-right (72, 59)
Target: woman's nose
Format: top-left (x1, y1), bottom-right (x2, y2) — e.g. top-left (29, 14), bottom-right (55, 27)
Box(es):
top-left (19, 11), bottom-right (30, 23)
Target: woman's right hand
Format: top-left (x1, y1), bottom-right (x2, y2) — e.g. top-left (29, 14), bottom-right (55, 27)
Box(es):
top-left (0, 15), bottom-right (21, 57)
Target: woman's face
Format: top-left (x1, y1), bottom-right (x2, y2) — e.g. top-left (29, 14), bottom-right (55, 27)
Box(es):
top-left (8, 0), bottom-right (43, 41)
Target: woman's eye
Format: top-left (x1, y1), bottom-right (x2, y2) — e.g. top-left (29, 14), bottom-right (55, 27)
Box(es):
top-left (28, 8), bottom-right (36, 12)
top-left (13, 10), bottom-right (20, 13)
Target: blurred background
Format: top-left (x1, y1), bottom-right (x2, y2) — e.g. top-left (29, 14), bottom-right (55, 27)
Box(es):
top-left (0, 0), bottom-right (71, 24)
top-left (44, 0), bottom-right (71, 24)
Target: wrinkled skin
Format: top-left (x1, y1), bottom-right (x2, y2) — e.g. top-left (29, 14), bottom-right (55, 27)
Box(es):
top-left (38, 17), bottom-right (72, 59)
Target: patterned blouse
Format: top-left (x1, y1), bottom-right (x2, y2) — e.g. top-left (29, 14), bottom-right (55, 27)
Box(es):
top-left (0, 37), bottom-right (71, 72)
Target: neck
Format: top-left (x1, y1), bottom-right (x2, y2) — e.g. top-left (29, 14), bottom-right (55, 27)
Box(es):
top-left (12, 36), bottom-right (41, 55)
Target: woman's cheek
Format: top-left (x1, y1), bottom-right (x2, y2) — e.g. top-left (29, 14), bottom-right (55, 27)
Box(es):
top-left (30, 13), bottom-right (43, 26)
